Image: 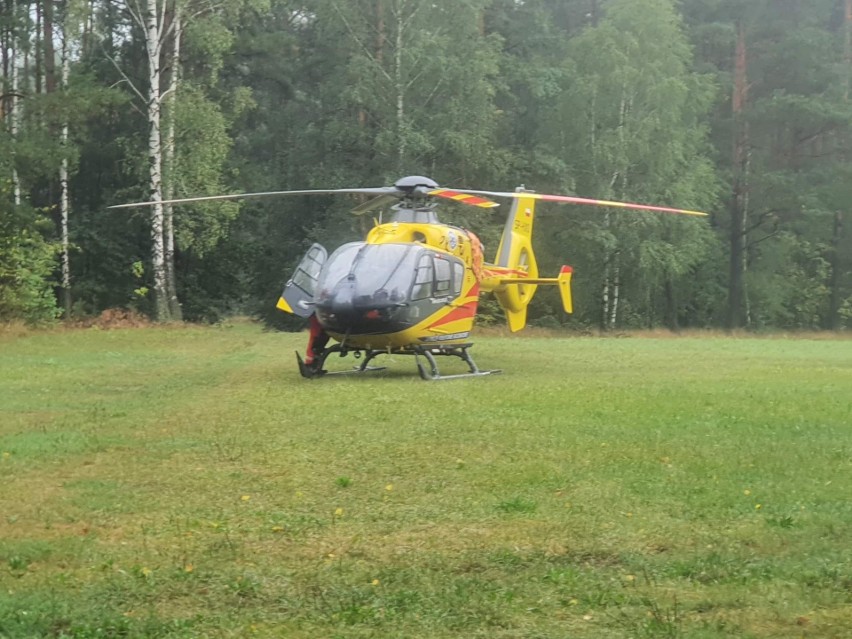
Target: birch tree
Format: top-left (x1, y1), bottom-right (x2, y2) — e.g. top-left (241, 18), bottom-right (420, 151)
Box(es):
top-left (114, 0), bottom-right (253, 321)
top-left (8, 1), bottom-right (22, 205)
top-left (541, 0), bottom-right (718, 329)
top-left (162, 4), bottom-right (182, 319)
top-left (111, 0), bottom-right (170, 319)
top-left (59, 0), bottom-right (71, 316)
top-left (309, 0), bottom-right (505, 183)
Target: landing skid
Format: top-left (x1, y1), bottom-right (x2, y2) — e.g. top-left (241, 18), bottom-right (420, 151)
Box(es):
top-left (413, 344), bottom-right (501, 381)
top-left (296, 346), bottom-right (386, 379)
top-left (296, 343), bottom-right (500, 380)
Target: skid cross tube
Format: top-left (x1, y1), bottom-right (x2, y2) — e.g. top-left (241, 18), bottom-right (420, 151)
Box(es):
top-left (296, 343), bottom-right (500, 380)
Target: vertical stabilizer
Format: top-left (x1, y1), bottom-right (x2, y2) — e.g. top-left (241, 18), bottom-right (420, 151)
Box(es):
top-left (492, 192), bottom-right (539, 331)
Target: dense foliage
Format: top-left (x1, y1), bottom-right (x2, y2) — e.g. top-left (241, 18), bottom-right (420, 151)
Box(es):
top-left (1, 0), bottom-right (850, 329)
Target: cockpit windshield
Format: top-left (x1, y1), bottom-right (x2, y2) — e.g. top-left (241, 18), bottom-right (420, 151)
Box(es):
top-left (316, 242), bottom-right (362, 298)
top-left (316, 243), bottom-right (423, 306)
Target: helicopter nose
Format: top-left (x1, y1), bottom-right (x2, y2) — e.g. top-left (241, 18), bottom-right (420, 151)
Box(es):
top-left (315, 289), bottom-right (409, 336)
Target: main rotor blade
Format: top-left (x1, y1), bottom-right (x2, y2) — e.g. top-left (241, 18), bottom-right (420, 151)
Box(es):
top-left (426, 188), bottom-right (500, 208)
top-left (108, 187), bottom-right (396, 209)
top-left (447, 189), bottom-right (708, 217)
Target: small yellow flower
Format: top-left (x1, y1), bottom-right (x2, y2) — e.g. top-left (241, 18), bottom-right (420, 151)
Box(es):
top-left (385, 484), bottom-right (394, 492)
top-left (755, 503), bottom-right (762, 510)
top-left (334, 508), bottom-right (344, 517)
top-left (371, 579), bottom-right (380, 586)
top-left (271, 525), bottom-right (284, 533)
top-left (140, 567), bottom-right (152, 578)
top-left (569, 599), bottom-right (579, 606)
top-left (240, 494), bottom-right (251, 502)
top-left (624, 574), bottom-right (636, 582)
top-left (743, 489), bottom-right (751, 496)
top-left (184, 564), bottom-right (194, 573)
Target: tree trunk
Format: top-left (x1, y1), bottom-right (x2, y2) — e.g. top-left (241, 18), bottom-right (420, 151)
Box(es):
top-left (826, 211), bottom-right (843, 330)
top-left (10, 14), bottom-right (20, 205)
top-left (145, 0), bottom-right (169, 321)
top-left (600, 210), bottom-right (611, 331)
top-left (82, 0), bottom-right (95, 57)
top-left (34, 0), bottom-right (42, 93)
top-left (589, 0), bottom-right (599, 27)
top-left (163, 7), bottom-right (182, 321)
top-left (727, 20), bottom-right (749, 330)
top-left (60, 11), bottom-right (71, 318)
top-left (394, 1), bottom-right (405, 170)
top-left (42, 0), bottom-right (57, 94)
top-left (609, 259), bottom-right (620, 330)
top-left (664, 277), bottom-right (679, 331)
top-left (846, 0), bottom-right (852, 102)
top-left (828, 0), bottom-right (852, 329)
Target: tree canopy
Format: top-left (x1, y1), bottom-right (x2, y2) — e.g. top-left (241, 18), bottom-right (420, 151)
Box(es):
top-left (1, 0), bottom-right (851, 330)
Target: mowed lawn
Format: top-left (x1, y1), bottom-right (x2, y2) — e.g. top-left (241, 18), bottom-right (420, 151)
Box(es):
top-left (1, 323), bottom-right (850, 639)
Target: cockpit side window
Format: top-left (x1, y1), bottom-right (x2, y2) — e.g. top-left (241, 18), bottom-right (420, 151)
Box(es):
top-left (452, 263), bottom-right (464, 294)
top-left (434, 258), bottom-right (452, 294)
top-left (412, 254), bottom-right (434, 301)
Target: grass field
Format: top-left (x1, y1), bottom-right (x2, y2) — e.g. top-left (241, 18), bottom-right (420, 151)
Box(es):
top-left (1, 322), bottom-right (850, 638)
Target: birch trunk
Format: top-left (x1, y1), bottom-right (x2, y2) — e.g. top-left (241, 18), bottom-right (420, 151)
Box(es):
top-left (163, 8), bottom-right (182, 320)
top-left (60, 16), bottom-right (71, 317)
top-left (10, 19), bottom-right (20, 205)
top-left (145, 0), bottom-right (169, 321)
top-left (34, 1), bottom-right (42, 94)
top-left (609, 260), bottom-right (620, 330)
top-left (600, 87), bottom-right (629, 330)
top-left (600, 211), bottom-right (612, 331)
top-left (394, 0), bottom-right (405, 169)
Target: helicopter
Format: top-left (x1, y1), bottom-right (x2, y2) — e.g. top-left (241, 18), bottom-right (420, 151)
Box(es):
top-left (112, 175), bottom-right (706, 380)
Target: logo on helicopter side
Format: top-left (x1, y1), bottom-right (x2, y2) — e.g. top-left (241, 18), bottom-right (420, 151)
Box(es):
top-left (447, 231), bottom-right (458, 250)
top-left (420, 331), bottom-right (470, 342)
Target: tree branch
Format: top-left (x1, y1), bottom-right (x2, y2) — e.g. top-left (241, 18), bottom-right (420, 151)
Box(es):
top-left (125, 0), bottom-right (146, 30)
top-left (330, 0), bottom-right (392, 83)
top-left (102, 45), bottom-right (146, 102)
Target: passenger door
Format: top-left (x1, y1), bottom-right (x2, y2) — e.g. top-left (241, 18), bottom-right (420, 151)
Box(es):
top-left (277, 244), bottom-right (327, 318)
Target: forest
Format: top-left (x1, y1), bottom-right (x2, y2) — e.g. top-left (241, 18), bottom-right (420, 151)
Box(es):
top-left (1, 0), bottom-right (851, 331)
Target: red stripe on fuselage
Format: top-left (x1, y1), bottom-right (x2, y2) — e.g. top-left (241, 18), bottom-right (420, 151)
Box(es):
top-left (428, 303), bottom-right (477, 329)
top-left (427, 284), bottom-right (480, 330)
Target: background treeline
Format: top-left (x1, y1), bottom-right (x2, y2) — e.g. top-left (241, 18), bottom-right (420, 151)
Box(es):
top-left (1, 0), bottom-right (851, 331)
